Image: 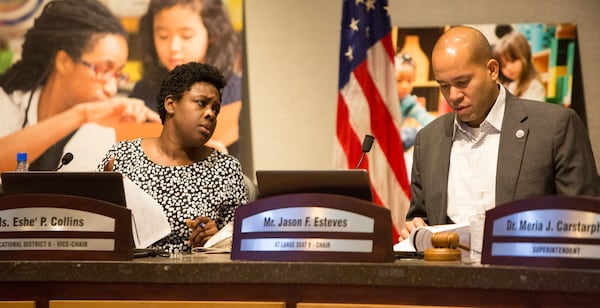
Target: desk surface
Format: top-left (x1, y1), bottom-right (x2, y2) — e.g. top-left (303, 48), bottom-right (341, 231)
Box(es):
top-left (1, 254), bottom-right (599, 306)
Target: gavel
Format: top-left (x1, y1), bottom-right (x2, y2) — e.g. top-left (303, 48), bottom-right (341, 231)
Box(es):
top-left (424, 232), bottom-right (469, 261)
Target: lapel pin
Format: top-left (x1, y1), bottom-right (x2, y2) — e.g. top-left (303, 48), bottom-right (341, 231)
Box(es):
top-left (515, 129), bottom-right (525, 139)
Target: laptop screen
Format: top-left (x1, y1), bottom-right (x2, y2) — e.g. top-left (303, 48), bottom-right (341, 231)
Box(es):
top-left (255, 170), bottom-right (373, 201)
top-left (1, 171), bottom-right (127, 207)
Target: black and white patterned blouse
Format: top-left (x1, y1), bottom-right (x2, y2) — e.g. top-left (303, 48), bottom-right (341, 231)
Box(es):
top-left (97, 138), bottom-right (248, 254)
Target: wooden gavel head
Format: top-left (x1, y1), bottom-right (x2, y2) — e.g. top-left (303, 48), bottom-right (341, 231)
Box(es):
top-left (424, 232), bottom-right (462, 261)
top-left (430, 232), bottom-right (460, 248)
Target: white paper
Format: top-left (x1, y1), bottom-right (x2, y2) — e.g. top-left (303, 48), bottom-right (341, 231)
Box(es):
top-left (61, 123), bottom-right (116, 172)
top-left (393, 237), bottom-right (416, 252)
top-left (122, 178), bottom-right (171, 248)
top-left (192, 222), bottom-right (233, 254)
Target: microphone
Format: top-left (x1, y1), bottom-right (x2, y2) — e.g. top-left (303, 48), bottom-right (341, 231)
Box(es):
top-left (355, 134), bottom-right (374, 169)
top-left (53, 152), bottom-right (74, 171)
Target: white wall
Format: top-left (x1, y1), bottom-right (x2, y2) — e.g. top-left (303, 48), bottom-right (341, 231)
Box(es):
top-left (244, 0), bottom-right (600, 175)
top-left (244, 0), bottom-right (342, 173)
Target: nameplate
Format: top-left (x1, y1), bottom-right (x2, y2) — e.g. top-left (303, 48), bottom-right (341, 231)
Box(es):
top-left (481, 195), bottom-right (600, 269)
top-left (0, 193), bottom-right (132, 260)
top-left (240, 238), bottom-right (373, 253)
top-left (241, 207), bottom-right (374, 233)
top-left (231, 193), bottom-right (394, 262)
top-left (0, 238), bottom-right (115, 251)
top-left (0, 207), bottom-right (115, 232)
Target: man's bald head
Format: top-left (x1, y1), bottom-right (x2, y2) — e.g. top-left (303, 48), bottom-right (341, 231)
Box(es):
top-left (432, 26), bottom-right (492, 68)
top-left (430, 26), bottom-right (500, 128)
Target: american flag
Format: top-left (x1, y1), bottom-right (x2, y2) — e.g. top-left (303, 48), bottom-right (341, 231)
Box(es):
top-left (333, 0), bottom-right (411, 241)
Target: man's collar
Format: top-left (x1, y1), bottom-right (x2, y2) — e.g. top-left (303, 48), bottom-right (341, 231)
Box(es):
top-left (452, 85), bottom-right (506, 139)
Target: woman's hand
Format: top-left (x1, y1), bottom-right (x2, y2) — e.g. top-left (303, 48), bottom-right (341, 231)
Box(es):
top-left (206, 139), bottom-right (228, 153)
top-left (103, 156), bottom-right (116, 171)
top-left (78, 97), bottom-right (161, 126)
top-left (186, 216), bottom-right (218, 247)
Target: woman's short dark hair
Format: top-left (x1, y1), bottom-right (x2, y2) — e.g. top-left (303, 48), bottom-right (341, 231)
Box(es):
top-left (157, 62), bottom-right (226, 123)
top-left (138, 0), bottom-right (241, 89)
top-left (0, 0), bottom-right (127, 93)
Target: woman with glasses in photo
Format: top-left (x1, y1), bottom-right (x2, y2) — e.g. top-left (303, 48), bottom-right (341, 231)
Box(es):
top-left (0, 0), bottom-right (160, 172)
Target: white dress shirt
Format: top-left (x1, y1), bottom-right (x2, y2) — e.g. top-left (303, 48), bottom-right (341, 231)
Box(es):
top-left (446, 86), bottom-right (507, 224)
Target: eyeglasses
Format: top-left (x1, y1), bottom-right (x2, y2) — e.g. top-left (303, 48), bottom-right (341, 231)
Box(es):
top-left (79, 60), bottom-right (129, 84)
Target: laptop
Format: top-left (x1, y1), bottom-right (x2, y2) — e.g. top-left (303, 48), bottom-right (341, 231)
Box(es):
top-left (1, 171), bottom-right (127, 207)
top-left (255, 169), bottom-right (373, 201)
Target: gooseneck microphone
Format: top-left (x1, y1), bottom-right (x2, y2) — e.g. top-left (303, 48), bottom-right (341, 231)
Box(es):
top-left (53, 152), bottom-right (74, 171)
top-left (355, 134), bottom-right (374, 169)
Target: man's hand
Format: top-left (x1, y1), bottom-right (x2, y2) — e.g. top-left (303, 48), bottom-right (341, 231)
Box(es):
top-left (399, 217), bottom-right (427, 241)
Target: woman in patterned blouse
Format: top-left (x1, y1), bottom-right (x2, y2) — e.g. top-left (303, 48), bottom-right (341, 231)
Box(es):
top-left (99, 62), bottom-right (248, 254)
